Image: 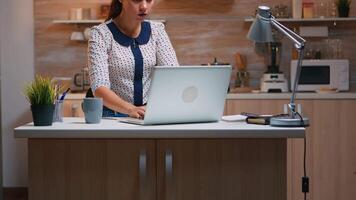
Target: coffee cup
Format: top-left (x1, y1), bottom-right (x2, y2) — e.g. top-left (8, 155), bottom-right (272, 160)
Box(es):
top-left (81, 97), bottom-right (103, 124)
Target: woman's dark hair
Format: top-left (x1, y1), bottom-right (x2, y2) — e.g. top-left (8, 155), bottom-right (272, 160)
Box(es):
top-left (105, 0), bottom-right (122, 21)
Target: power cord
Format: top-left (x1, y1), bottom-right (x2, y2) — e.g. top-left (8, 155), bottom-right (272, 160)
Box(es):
top-left (295, 112), bottom-right (309, 200)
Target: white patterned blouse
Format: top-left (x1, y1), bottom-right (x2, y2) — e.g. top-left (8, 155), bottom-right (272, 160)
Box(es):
top-left (88, 20), bottom-right (178, 106)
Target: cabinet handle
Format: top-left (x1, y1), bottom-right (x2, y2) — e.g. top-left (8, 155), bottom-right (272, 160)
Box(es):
top-left (139, 150), bottom-right (147, 178)
top-left (165, 149), bottom-right (174, 200)
top-left (139, 150), bottom-right (147, 200)
top-left (165, 150), bottom-right (173, 177)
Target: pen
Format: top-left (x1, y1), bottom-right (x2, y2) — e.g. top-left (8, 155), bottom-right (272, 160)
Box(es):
top-left (59, 88), bottom-right (70, 100)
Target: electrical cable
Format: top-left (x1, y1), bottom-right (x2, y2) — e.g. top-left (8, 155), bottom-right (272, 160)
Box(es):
top-left (295, 111), bottom-right (308, 200)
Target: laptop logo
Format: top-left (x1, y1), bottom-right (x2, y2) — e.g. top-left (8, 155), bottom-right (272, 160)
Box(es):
top-left (182, 86), bottom-right (198, 103)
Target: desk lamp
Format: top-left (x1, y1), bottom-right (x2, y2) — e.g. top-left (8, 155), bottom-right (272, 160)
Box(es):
top-left (247, 6), bottom-right (309, 127)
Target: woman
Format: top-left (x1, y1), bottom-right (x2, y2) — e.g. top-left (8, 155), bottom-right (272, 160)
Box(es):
top-left (88, 0), bottom-right (179, 118)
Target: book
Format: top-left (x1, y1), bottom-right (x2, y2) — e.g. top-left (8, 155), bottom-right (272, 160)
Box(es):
top-left (241, 112), bottom-right (288, 125)
top-left (246, 116), bottom-right (272, 125)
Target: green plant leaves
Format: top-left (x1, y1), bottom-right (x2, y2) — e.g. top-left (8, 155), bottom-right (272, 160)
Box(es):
top-left (23, 75), bottom-right (60, 105)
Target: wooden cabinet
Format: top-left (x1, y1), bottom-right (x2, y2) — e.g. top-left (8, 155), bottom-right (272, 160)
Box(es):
top-left (225, 99), bottom-right (356, 200)
top-left (29, 139), bottom-right (107, 200)
top-left (29, 138), bottom-right (287, 200)
top-left (107, 140), bottom-right (156, 200)
top-left (33, 98), bottom-right (356, 200)
top-left (29, 139), bottom-right (156, 200)
top-left (157, 139), bottom-right (286, 200)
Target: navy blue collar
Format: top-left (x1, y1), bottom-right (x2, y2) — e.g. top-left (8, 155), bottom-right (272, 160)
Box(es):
top-left (106, 21), bottom-right (151, 47)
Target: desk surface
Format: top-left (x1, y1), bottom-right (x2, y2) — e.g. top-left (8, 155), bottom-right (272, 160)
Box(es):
top-left (14, 117), bottom-right (305, 139)
top-left (68, 92), bottom-right (356, 100)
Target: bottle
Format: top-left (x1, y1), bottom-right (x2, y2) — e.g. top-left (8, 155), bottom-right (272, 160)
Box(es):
top-left (292, 0), bottom-right (302, 18)
top-left (302, 1), bottom-right (314, 18)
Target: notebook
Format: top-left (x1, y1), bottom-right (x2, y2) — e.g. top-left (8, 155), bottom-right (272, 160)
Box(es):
top-left (119, 65), bottom-right (232, 125)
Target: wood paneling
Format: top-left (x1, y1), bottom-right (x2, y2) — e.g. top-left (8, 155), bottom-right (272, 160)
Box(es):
top-left (225, 99), bottom-right (356, 200)
top-left (35, 0), bottom-right (356, 89)
top-left (29, 139), bottom-right (68, 200)
top-left (310, 100), bottom-right (356, 200)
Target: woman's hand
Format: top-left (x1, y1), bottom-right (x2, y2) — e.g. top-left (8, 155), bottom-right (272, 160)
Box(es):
top-left (94, 87), bottom-right (146, 118)
top-left (127, 105), bottom-right (146, 119)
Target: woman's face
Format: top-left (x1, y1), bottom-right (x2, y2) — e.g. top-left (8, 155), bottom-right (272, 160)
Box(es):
top-left (121, 0), bottom-right (155, 22)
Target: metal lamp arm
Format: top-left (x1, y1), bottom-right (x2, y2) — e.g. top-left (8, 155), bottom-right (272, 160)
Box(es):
top-left (270, 18), bottom-right (305, 49)
top-left (269, 16), bottom-right (306, 116)
top-left (289, 47), bottom-right (305, 116)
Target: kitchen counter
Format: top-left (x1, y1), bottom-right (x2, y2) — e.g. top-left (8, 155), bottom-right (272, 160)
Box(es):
top-left (14, 117), bottom-right (304, 138)
top-left (66, 92), bottom-right (356, 101)
top-left (227, 91), bottom-right (356, 99)
top-left (15, 118), bottom-right (304, 200)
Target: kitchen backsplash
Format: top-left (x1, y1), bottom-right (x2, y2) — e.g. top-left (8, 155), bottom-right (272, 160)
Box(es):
top-left (35, 0), bottom-right (356, 90)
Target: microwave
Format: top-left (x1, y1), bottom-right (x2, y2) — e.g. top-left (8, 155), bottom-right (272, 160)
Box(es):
top-left (290, 59), bottom-right (349, 91)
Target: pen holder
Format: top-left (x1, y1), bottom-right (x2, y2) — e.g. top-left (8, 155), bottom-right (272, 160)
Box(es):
top-left (53, 100), bottom-right (64, 122)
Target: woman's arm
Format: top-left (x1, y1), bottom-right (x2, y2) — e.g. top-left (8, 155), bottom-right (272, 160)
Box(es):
top-left (88, 26), bottom-right (144, 118)
top-left (94, 86), bottom-right (145, 118)
top-left (155, 22), bottom-right (179, 66)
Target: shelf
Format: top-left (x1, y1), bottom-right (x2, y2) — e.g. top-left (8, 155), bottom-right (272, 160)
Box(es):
top-left (244, 17), bottom-right (356, 22)
top-left (53, 17), bottom-right (356, 24)
top-left (53, 19), bottom-right (104, 24)
top-left (52, 19), bottom-right (166, 24)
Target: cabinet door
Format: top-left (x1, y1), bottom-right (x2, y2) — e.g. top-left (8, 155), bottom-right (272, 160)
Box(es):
top-left (29, 139), bottom-right (156, 200)
top-left (29, 139), bottom-right (107, 200)
top-left (107, 140), bottom-right (156, 200)
top-left (157, 139), bottom-right (286, 200)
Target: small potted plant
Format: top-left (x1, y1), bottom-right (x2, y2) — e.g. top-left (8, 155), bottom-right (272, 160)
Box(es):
top-left (337, 0), bottom-right (352, 17)
top-left (23, 75), bottom-right (60, 126)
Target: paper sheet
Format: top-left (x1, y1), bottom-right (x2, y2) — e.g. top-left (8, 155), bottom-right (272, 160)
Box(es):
top-left (221, 115), bottom-right (247, 122)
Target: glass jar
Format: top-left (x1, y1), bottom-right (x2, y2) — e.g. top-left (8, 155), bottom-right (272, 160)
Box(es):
top-left (302, 2), bottom-right (314, 18)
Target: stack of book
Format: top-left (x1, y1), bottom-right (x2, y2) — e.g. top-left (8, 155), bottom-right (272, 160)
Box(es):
top-left (242, 112), bottom-right (289, 125)
top-left (221, 113), bottom-right (289, 125)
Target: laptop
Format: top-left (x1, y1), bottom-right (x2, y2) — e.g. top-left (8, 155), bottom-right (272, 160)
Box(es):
top-left (119, 65), bottom-right (232, 125)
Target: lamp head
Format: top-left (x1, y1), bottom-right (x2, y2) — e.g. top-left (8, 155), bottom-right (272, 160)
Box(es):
top-left (247, 6), bottom-right (274, 42)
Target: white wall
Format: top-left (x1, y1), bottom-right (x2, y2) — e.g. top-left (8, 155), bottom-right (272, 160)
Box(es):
top-left (0, 0), bottom-right (34, 186)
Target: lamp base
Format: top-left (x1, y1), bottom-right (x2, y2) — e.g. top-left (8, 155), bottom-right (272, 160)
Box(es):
top-left (270, 115), bottom-right (309, 127)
